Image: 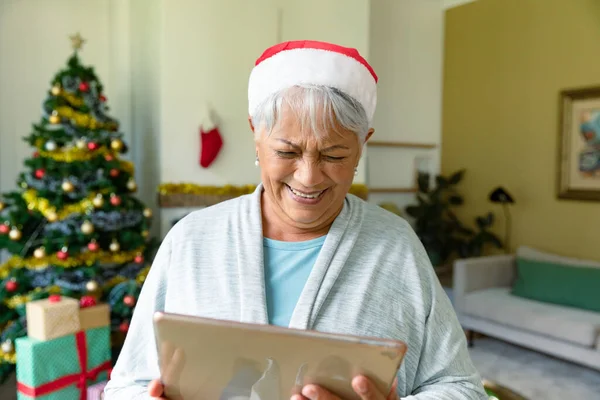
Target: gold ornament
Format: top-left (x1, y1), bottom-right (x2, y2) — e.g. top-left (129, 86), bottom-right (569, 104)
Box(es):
top-left (49, 114), bottom-right (60, 124)
top-left (81, 220), bottom-right (94, 235)
top-left (127, 178), bottom-right (137, 192)
top-left (20, 182), bottom-right (28, 189)
top-left (141, 230), bottom-right (149, 238)
top-left (76, 139), bottom-right (86, 149)
top-left (143, 208), bottom-right (152, 218)
top-left (109, 239), bottom-right (120, 252)
top-left (62, 180), bottom-right (74, 192)
top-left (9, 228), bottom-right (22, 241)
top-left (86, 280), bottom-right (99, 292)
top-left (0, 202), bottom-right (5, 211)
top-left (33, 247), bottom-right (46, 259)
top-left (111, 139), bottom-right (124, 152)
top-left (51, 85), bottom-right (61, 96)
top-left (47, 211), bottom-right (58, 222)
top-left (92, 194), bottom-right (104, 208)
top-left (1, 340), bottom-right (14, 355)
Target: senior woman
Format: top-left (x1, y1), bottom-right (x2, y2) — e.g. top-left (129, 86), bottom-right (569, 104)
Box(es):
top-left (104, 41), bottom-right (488, 400)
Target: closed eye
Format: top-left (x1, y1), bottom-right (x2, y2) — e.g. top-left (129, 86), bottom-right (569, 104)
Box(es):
top-left (275, 151), bottom-right (297, 158)
top-left (325, 156), bottom-right (346, 161)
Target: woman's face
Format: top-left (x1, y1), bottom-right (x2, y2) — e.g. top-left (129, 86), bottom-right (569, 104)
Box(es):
top-left (253, 106), bottom-right (373, 232)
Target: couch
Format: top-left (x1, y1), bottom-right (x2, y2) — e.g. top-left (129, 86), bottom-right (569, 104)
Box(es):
top-left (453, 246), bottom-right (600, 371)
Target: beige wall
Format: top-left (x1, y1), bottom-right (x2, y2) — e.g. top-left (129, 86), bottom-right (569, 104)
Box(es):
top-left (442, 0), bottom-right (600, 260)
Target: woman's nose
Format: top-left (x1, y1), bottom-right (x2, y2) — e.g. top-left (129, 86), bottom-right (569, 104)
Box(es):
top-left (294, 159), bottom-right (325, 188)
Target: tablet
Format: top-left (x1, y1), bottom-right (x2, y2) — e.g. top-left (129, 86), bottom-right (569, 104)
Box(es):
top-left (153, 312), bottom-right (407, 400)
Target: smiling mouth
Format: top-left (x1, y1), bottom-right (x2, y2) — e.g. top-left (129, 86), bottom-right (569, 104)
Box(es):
top-left (286, 184), bottom-right (327, 199)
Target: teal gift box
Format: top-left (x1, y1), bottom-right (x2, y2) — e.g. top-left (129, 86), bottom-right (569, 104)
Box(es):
top-left (15, 326), bottom-right (112, 400)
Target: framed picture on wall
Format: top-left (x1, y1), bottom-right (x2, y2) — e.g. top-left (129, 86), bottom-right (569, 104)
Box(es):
top-left (558, 85), bottom-right (600, 200)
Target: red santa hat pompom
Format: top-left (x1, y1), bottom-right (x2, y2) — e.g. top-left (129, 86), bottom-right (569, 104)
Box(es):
top-left (248, 40), bottom-right (378, 124)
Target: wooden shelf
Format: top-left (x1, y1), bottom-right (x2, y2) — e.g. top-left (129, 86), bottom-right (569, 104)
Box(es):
top-left (368, 187), bottom-right (418, 194)
top-left (367, 141), bottom-right (437, 149)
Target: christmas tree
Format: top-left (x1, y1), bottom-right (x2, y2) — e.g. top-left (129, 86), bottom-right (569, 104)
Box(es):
top-left (0, 33), bottom-right (157, 382)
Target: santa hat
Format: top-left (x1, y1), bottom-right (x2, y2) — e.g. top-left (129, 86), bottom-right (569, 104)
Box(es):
top-left (248, 40), bottom-right (378, 124)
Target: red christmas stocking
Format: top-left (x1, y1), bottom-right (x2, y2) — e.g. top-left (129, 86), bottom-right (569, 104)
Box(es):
top-left (199, 125), bottom-right (223, 168)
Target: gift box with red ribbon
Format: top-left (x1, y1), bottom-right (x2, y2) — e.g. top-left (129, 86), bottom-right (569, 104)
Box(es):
top-left (15, 326), bottom-right (111, 400)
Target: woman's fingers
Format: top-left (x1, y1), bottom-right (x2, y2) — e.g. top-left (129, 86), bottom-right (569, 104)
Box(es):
top-left (387, 378), bottom-right (399, 400)
top-left (292, 375), bottom-right (400, 400)
top-left (300, 384), bottom-right (342, 400)
top-left (148, 379), bottom-right (166, 399)
top-left (352, 376), bottom-right (399, 400)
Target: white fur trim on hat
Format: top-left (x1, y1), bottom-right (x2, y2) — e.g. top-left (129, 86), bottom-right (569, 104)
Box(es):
top-left (248, 41), bottom-right (378, 124)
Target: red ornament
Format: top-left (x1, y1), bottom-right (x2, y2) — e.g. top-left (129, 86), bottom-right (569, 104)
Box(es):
top-left (49, 294), bottom-right (62, 303)
top-left (123, 295), bottom-right (136, 307)
top-left (99, 95), bottom-right (107, 102)
top-left (119, 321), bottom-right (130, 333)
top-left (79, 82), bottom-right (90, 92)
top-left (134, 254), bottom-right (144, 264)
top-left (104, 154), bottom-right (114, 162)
top-left (0, 225), bottom-right (9, 234)
top-left (80, 295), bottom-right (97, 308)
top-left (56, 250), bottom-right (69, 260)
top-left (87, 241), bottom-right (99, 252)
top-left (109, 168), bottom-right (119, 177)
top-left (5, 279), bottom-right (18, 293)
top-left (33, 151), bottom-right (40, 158)
top-left (34, 169), bottom-right (45, 179)
top-left (110, 195), bottom-right (121, 206)
top-left (87, 142), bottom-right (99, 151)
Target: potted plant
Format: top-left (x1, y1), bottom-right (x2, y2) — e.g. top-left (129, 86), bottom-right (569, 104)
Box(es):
top-left (405, 170), bottom-right (503, 268)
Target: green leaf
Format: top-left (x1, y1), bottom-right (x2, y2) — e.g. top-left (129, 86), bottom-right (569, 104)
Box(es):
top-left (417, 172), bottom-right (430, 193)
top-left (435, 175), bottom-right (448, 189)
top-left (484, 232), bottom-right (503, 248)
top-left (405, 205), bottom-right (422, 218)
top-left (449, 195), bottom-right (463, 205)
top-left (449, 169), bottom-right (465, 185)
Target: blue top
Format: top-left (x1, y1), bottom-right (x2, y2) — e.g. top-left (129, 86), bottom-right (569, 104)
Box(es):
top-left (263, 235), bottom-right (326, 327)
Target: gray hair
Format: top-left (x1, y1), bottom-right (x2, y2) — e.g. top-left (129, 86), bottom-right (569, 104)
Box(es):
top-left (250, 85), bottom-right (370, 143)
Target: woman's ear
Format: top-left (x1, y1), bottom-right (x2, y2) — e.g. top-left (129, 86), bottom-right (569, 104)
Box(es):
top-left (364, 128), bottom-right (375, 143)
top-left (248, 116), bottom-right (255, 132)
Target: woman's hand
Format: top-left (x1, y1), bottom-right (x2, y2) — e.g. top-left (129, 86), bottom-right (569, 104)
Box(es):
top-left (292, 376), bottom-right (399, 400)
top-left (148, 380), bottom-right (168, 399)
top-left (149, 341), bottom-right (186, 399)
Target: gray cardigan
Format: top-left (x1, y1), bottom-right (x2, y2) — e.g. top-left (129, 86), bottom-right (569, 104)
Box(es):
top-left (104, 185), bottom-right (487, 399)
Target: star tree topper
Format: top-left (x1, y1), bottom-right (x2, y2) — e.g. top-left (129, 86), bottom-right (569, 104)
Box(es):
top-left (70, 32), bottom-right (86, 51)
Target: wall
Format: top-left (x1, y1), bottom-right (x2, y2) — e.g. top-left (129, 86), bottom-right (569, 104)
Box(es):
top-left (367, 0), bottom-right (444, 210)
top-left (442, 0), bottom-right (600, 260)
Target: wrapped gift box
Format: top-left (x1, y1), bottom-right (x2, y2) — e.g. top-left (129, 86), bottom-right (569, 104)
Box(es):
top-left (16, 326), bottom-right (112, 400)
top-left (26, 296), bottom-right (80, 341)
top-left (79, 303), bottom-right (110, 331)
top-left (87, 380), bottom-right (108, 399)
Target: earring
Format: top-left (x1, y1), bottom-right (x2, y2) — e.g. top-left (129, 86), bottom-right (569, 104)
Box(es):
top-left (255, 157), bottom-right (259, 167)
top-left (354, 167), bottom-right (358, 176)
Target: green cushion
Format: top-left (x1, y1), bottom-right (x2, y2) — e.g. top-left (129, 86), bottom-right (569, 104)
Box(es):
top-left (512, 257), bottom-right (600, 312)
